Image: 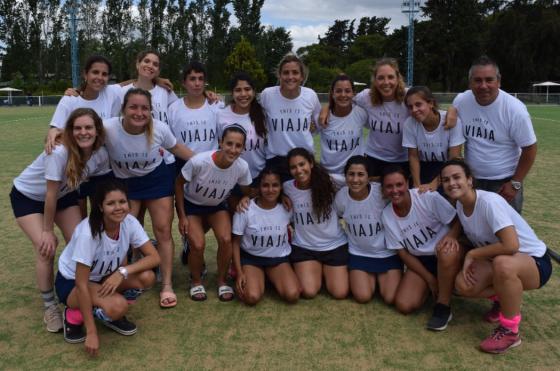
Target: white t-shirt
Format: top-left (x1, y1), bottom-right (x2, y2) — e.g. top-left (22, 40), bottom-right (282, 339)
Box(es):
top-left (50, 84), bottom-right (122, 129)
top-left (318, 104), bottom-right (367, 174)
top-left (382, 189), bottom-right (456, 256)
top-left (335, 183), bottom-right (394, 258)
top-left (181, 151), bottom-right (252, 206)
top-left (260, 86), bottom-right (321, 158)
top-left (13, 145), bottom-right (110, 201)
top-left (402, 110), bottom-right (465, 162)
top-left (232, 199), bottom-right (292, 258)
top-left (283, 180), bottom-right (347, 251)
top-left (457, 190), bottom-right (546, 257)
top-left (121, 84), bottom-right (179, 164)
top-left (103, 117), bottom-right (177, 179)
top-left (217, 105), bottom-right (266, 179)
top-left (58, 215), bottom-right (149, 281)
top-left (453, 89), bottom-right (537, 179)
top-left (355, 89), bottom-right (409, 162)
top-left (168, 99), bottom-right (219, 153)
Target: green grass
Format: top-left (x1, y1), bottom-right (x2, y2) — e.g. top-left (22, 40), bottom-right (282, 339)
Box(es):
top-left (0, 105), bottom-right (559, 369)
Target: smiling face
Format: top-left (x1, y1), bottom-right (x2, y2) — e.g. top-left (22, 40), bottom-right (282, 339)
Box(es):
top-left (469, 65), bottom-right (500, 106)
top-left (183, 71), bottom-right (205, 97)
top-left (441, 164), bottom-right (473, 201)
top-left (136, 53), bottom-right (160, 80)
top-left (374, 64), bottom-right (398, 101)
top-left (101, 190), bottom-right (129, 226)
top-left (289, 155), bottom-right (313, 188)
top-left (232, 80), bottom-right (255, 111)
top-left (382, 172), bottom-right (409, 207)
top-left (279, 61), bottom-right (304, 93)
top-left (72, 114), bottom-right (97, 150)
top-left (332, 80), bottom-right (354, 111)
top-left (259, 173), bottom-right (282, 204)
top-left (220, 131), bottom-right (245, 164)
top-left (123, 94), bottom-right (151, 130)
top-left (406, 93), bottom-right (435, 123)
top-left (345, 163), bottom-right (368, 196)
top-left (83, 62), bottom-right (110, 92)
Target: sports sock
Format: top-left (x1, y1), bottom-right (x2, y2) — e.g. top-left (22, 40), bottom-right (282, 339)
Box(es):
top-left (41, 289), bottom-right (57, 308)
top-left (499, 312), bottom-right (521, 333)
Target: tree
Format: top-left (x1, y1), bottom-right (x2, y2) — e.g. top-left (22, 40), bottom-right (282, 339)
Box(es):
top-left (206, 0), bottom-right (231, 88)
top-left (150, 0), bottom-right (167, 50)
top-left (224, 37), bottom-right (266, 89)
top-left (258, 26), bottom-right (293, 86)
top-left (231, 0), bottom-right (264, 44)
top-left (356, 16), bottom-right (390, 37)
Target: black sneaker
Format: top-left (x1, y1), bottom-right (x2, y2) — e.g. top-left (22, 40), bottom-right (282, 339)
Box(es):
top-left (62, 307), bottom-right (86, 343)
top-left (426, 303), bottom-right (452, 331)
top-left (99, 316), bottom-right (137, 336)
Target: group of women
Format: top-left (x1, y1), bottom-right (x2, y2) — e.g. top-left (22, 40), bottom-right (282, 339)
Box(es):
top-left (10, 51), bottom-right (552, 356)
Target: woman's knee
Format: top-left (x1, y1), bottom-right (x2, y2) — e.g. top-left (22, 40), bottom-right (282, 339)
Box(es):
top-left (138, 270), bottom-right (156, 289)
top-left (216, 233), bottom-right (232, 248)
top-left (280, 286), bottom-right (300, 303)
top-left (243, 289), bottom-right (263, 306)
top-left (103, 295), bottom-right (128, 319)
top-left (492, 255), bottom-right (515, 281)
top-left (352, 289), bottom-right (372, 304)
top-left (394, 295), bottom-right (421, 314)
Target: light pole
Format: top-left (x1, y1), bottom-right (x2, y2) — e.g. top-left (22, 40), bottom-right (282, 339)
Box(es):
top-left (69, 0), bottom-right (80, 88)
top-left (401, 1), bottom-right (421, 87)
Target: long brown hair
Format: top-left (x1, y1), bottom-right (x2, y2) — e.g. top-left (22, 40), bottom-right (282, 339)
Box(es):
top-left (328, 74), bottom-right (354, 114)
top-left (62, 108), bottom-right (105, 189)
top-left (229, 72), bottom-right (266, 138)
top-left (89, 179), bottom-right (128, 239)
top-left (370, 58), bottom-right (406, 106)
top-left (122, 88), bottom-right (154, 145)
top-left (79, 55), bottom-right (112, 92)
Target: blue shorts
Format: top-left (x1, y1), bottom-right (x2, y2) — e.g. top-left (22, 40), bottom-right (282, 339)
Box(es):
top-left (175, 157), bottom-right (187, 177)
top-left (419, 161), bottom-right (444, 184)
top-left (365, 155), bottom-right (409, 178)
top-left (10, 186), bottom-right (79, 218)
top-left (78, 172), bottom-right (115, 199)
top-left (55, 271), bottom-right (76, 306)
top-left (265, 156), bottom-right (291, 183)
top-left (415, 254), bottom-right (438, 277)
top-left (184, 198), bottom-right (228, 216)
top-left (122, 161), bottom-right (174, 200)
top-left (290, 244), bottom-right (349, 267)
top-left (240, 249), bottom-right (290, 268)
top-left (348, 254), bottom-right (403, 273)
top-left (533, 253), bottom-right (552, 288)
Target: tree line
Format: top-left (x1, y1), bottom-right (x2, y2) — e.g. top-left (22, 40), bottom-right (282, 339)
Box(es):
top-left (1, 0), bottom-right (559, 94)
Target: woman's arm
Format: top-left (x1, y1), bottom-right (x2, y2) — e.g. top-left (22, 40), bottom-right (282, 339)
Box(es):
top-left (175, 175), bottom-right (189, 237)
top-left (444, 106), bottom-right (457, 129)
top-left (168, 143), bottom-right (194, 162)
top-left (232, 235), bottom-right (246, 297)
top-left (41, 180), bottom-right (60, 257)
top-left (408, 148), bottom-right (422, 189)
top-left (75, 263), bottom-right (99, 356)
top-left (448, 144), bottom-right (462, 161)
top-left (45, 128), bottom-right (63, 154)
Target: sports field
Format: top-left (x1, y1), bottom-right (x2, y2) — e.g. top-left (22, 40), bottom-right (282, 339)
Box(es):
top-left (0, 105), bottom-right (558, 369)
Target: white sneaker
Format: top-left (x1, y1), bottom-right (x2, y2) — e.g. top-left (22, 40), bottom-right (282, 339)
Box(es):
top-left (44, 304), bottom-right (63, 333)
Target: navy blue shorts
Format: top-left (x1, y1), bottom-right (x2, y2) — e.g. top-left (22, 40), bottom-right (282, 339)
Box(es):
top-left (348, 253), bottom-right (403, 273)
top-left (184, 198), bottom-right (228, 216)
top-left (533, 253), bottom-right (552, 288)
top-left (122, 161), bottom-right (174, 200)
top-left (240, 249), bottom-right (290, 268)
top-left (365, 155), bottom-right (409, 178)
top-left (419, 161), bottom-right (444, 184)
top-left (290, 244), bottom-right (349, 267)
top-left (265, 156), bottom-right (291, 183)
top-left (10, 186), bottom-right (79, 218)
top-left (415, 254), bottom-right (438, 277)
top-left (175, 157), bottom-right (187, 177)
top-left (55, 271), bottom-right (75, 306)
top-left (78, 172), bottom-right (115, 199)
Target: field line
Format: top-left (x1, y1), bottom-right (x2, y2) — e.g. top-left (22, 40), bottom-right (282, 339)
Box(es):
top-left (2, 115), bottom-right (50, 124)
top-left (531, 116), bottom-right (560, 123)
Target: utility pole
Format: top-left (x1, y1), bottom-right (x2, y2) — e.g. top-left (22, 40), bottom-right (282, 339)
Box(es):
top-left (401, 1), bottom-right (421, 87)
top-left (69, 0), bottom-right (80, 88)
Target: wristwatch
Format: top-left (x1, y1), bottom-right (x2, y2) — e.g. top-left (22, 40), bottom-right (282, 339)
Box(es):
top-left (510, 180), bottom-right (522, 191)
top-left (118, 266), bottom-right (128, 279)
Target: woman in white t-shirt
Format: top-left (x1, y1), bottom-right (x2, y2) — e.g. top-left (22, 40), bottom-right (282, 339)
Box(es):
top-left (403, 86), bottom-right (464, 193)
top-left (335, 156), bottom-right (402, 304)
top-left (440, 158), bottom-right (552, 354)
top-left (285, 148), bottom-right (349, 299)
top-left (55, 180), bottom-right (159, 355)
top-left (176, 125), bottom-right (252, 302)
top-left (10, 108), bottom-right (109, 333)
top-left (381, 165), bottom-right (462, 331)
top-left (232, 167), bottom-right (300, 305)
top-left (318, 74), bottom-right (367, 189)
top-left (260, 54), bottom-right (321, 181)
top-left (104, 88), bottom-right (194, 309)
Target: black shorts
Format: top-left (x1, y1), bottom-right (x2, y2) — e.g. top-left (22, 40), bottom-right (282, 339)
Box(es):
top-left (416, 254), bottom-right (438, 277)
top-left (348, 253), bottom-right (403, 273)
top-left (365, 155), bottom-right (409, 179)
top-left (10, 186), bottom-right (79, 218)
top-left (240, 249), bottom-right (290, 268)
top-left (290, 244), bottom-right (349, 266)
top-left (184, 198), bottom-right (229, 216)
top-left (533, 253), bottom-right (553, 288)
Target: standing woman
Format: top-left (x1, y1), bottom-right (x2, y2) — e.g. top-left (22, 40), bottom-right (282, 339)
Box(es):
top-left (55, 180), bottom-right (160, 354)
top-left (380, 165), bottom-right (462, 331)
top-left (284, 148), bottom-right (349, 299)
top-left (260, 54), bottom-right (322, 181)
top-left (232, 167), bottom-right (300, 305)
top-left (175, 125), bottom-right (252, 302)
top-left (334, 156), bottom-right (402, 304)
top-left (318, 75), bottom-right (367, 188)
top-left (103, 88), bottom-right (194, 308)
top-left (403, 86), bottom-right (464, 192)
top-left (441, 159), bottom-right (552, 354)
top-left (10, 108), bottom-right (109, 332)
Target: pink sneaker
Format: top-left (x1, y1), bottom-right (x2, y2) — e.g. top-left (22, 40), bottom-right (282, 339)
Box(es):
top-left (483, 301), bottom-right (500, 323)
top-left (480, 326), bottom-right (521, 354)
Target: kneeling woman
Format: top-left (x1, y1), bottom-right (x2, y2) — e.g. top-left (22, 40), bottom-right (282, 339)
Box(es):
top-left (284, 148), bottom-right (349, 299)
top-left (55, 180), bottom-right (160, 356)
top-left (335, 156), bottom-right (402, 304)
top-left (176, 125), bottom-right (252, 301)
top-left (381, 166), bottom-right (462, 331)
top-left (441, 159), bottom-right (552, 354)
top-left (232, 168), bottom-right (301, 305)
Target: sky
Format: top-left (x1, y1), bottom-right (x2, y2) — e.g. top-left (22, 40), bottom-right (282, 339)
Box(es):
top-left (260, 0), bottom-right (415, 50)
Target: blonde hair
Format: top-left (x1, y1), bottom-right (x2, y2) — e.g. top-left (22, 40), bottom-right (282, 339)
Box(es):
top-left (62, 108), bottom-right (105, 189)
top-left (370, 58), bottom-right (406, 106)
top-left (122, 88), bottom-right (154, 145)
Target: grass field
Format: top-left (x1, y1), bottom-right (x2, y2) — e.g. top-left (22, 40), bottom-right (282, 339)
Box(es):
top-left (0, 105), bottom-right (559, 369)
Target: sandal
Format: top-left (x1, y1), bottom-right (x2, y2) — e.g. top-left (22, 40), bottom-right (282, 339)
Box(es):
top-left (159, 284), bottom-right (177, 308)
top-left (218, 285), bottom-right (234, 302)
top-left (190, 285), bottom-right (207, 301)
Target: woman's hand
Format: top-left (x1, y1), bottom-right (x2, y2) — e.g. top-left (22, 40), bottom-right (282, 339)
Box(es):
top-left (155, 77), bottom-right (174, 92)
top-left (436, 236), bottom-right (459, 256)
top-left (64, 88), bottom-right (80, 97)
top-left (281, 194), bottom-right (293, 211)
top-left (235, 273), bottom-right (247, 299)
top-left (178, 216), bottom-right (189, 238)
top-left (427, 275), bottom-right (439, 299)
top-left (318, 105), bottom-right (330, 128)
top-left (461, 252), bottom-right (477, 287)
top-left (39, 230), bottom-right (58, 258)
top-left (84, 331), bottom-right (99, 356)
top-left (45, 128), bottom-right (62, 154)
top-left (98, 271), bottom-right (123, 297)
top-left (236, 196), bottom-right (251, 213)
